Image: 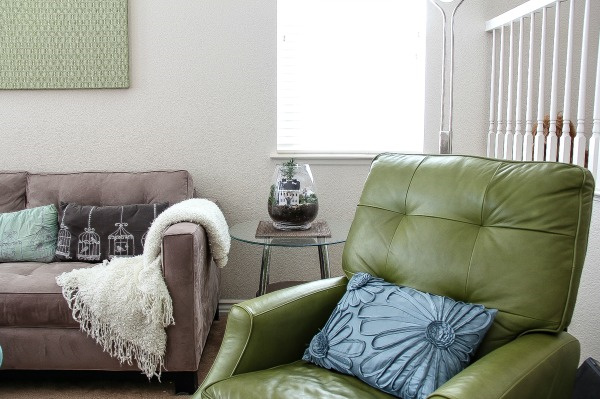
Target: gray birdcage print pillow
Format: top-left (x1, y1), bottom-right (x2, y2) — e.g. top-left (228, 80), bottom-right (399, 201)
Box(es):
top-left (55, 202), bottom-right (169, 262)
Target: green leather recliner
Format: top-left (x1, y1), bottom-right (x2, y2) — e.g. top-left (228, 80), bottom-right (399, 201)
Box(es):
top-left (195, 154), bottom-right (595, 399)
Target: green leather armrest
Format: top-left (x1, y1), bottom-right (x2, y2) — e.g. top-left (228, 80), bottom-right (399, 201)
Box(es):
top-left (197, 277), bottom-right (348, 394)
top-left (429, 332), bottom-right (580, 399)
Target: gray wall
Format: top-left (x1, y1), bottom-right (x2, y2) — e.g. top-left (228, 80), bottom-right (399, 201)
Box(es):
top-left (0, 0), bottom-right (598, 363)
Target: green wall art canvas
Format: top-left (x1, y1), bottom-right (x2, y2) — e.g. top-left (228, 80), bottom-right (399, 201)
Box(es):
top-left (0, 0), bottom-right (129, 89)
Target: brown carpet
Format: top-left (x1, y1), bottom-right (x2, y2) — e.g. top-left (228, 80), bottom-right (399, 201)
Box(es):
top-left (0, 315), bottom-right (227, 398)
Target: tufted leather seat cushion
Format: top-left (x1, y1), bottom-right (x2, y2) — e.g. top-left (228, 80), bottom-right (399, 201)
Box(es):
top-left (0, 262), bottom-right (95, 328)
top-left (342, 154), bottom-right (594, 357)
top-left (203, 361), bottom-right (395, 399)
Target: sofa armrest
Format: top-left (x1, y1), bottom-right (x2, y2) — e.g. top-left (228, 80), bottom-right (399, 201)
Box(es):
top-left (161, 222), bottom-right (220, 371)
top-left (428, 332), bottom-right (580, 399)
top-left (198, 277), bottom-right (348, 392)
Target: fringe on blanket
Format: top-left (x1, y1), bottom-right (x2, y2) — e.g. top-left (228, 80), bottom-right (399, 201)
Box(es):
top-left (58, 275), bottom-right (169, 379)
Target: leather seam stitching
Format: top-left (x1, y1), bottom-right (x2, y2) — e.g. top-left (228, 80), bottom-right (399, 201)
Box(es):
top-left (229, 282), bottom-right (346, 376)
top-left (464, 162), bottom-right (502, 298)
top-left (464, 226), bottom-right (481, 299)
top-left (498, 338), bottom-right (578, 399)
top-left (242, 282), bottom-right (348, 317)
top-left (229, 306), bottom-right (254, 376)
top-left (560, 167), bottom-right (588, 331)
top-left (383, 155), bottom-right (428, 276)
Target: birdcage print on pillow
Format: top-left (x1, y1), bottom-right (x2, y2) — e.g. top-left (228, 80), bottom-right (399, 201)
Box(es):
top-left (109, 206), bottom-right (135, 259)
top-left (141, 203), bottom-right (159, 250)
top-left (78, 206), bottom-right (101, 261)
top-left (56, 204), bottom-right (72, 258)
top-left (56, 202), bottom-right (169, 262)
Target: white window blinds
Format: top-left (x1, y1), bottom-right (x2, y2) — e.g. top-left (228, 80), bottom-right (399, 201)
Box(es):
top-left (277, 0), bottom-right (427, 154)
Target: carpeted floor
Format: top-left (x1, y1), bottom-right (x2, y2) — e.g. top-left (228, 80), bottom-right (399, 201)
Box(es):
top-left (0, 314), bottom-right (227, 398)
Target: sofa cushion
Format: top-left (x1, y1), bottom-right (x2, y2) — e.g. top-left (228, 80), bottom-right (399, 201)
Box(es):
top-left (55, 202), bottom-right (169, 262)
top-left (0, 262), bottom-right (95, 328)
top-left (26, 170), bottom-right (194, 209)
top-left (202, 360), bottom-right (394, 399)
top-left (0, 205), bottom-right (59, 262)
top-left (0, 171), bottom-right (27, 213)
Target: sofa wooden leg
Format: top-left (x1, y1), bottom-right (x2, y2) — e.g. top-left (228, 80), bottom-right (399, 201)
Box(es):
top-left (174, 371), bottom-right (198, 395)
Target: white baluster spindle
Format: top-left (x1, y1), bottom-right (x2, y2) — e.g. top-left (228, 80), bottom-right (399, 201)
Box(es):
top-left (514, 17), bottom-right (525, 160)
top-left (524, 12), bottom-right (536, 161)
top-left (534, 7), bottom-right (548, 161)
top-left (488, 29), bottom-right (497, 157)
top-left (505, 21), bottom-right (515, 160)
top-left (546, 1), bottom-right (561, 162)
top-left (496, 25), bottom-right (505, 159)
top-left (559, 0), bottom-right (575, 164)
top-left (574, 0), bottom-right (590, 167)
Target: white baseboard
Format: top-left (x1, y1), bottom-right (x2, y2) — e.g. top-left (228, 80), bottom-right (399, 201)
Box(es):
top-left (218, 298), bottom-right (247, 314)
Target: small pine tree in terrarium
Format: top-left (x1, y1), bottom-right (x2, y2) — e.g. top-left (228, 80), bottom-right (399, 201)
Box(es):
top-left (268, 158), bottom-right (319, 230)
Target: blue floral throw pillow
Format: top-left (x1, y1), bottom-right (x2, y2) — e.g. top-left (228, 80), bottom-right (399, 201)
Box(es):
top-left (303, 273), bottom-right (497, 399)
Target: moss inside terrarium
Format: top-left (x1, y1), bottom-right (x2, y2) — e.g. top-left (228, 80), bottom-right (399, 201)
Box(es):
top-left (268, 202), bottom-right (319, 225)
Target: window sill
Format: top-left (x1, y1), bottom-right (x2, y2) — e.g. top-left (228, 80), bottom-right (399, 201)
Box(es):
top-left (270, 152), bottom-right (378, 165)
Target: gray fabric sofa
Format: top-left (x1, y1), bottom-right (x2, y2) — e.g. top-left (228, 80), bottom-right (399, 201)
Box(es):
top-left (0, 170), bottom-right (220, 393)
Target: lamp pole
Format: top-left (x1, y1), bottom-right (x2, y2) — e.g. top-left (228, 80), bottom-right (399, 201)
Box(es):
top-left (428, 0), bottom-right (466, 154)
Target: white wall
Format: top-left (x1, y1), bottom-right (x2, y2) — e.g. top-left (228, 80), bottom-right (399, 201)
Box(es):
top-left (0, 0), bottom-right (597, 363)
top-left (0, 0), bottom-right (372, 304)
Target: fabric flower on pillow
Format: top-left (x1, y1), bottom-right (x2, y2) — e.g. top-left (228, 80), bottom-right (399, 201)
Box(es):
top-left (338, 272), bottom-right (390, 310)
top-left (303, 307), bottom-right (366, 371)
top-left (357, 287), bottom-right (496, 399)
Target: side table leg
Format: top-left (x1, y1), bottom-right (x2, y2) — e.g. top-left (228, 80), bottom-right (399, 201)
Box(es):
top-left (258, 245), bottom-right (272, 296)
top-left (318, 245), bottom-right (331, 279)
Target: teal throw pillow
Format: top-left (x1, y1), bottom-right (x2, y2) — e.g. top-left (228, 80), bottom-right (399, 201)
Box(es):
top-left (303, 273), bottom-right (497, 399)
top-left (0, 204), bottom-right (59, 262)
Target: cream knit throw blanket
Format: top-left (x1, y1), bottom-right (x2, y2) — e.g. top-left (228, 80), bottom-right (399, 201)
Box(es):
top-left (56, 198), bottom-right (230, 379)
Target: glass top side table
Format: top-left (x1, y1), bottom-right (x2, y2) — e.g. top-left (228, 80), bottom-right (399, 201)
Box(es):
top-left (229, 220), bottom-right (351, 296)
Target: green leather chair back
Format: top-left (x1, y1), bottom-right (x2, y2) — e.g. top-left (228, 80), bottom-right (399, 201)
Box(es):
top-left (342, 154), bottom-right (595, 356)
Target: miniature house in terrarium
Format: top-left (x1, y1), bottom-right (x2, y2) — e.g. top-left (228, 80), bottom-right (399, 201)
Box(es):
top-left (268, 159), bottom-right (318, 230)
top-left (277, 179), bottom-right (301, 206)
top-left (78, 207), bottom-right (101, 261)
top-left (109, 207), bottom-right (135, 259)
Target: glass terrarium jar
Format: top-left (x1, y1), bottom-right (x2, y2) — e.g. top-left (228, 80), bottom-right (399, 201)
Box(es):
top-left (268, 161), bottom-right (319, 230)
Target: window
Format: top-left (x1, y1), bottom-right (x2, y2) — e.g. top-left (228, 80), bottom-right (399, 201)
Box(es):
top-left (277, 0), bottom-right (427, 155)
